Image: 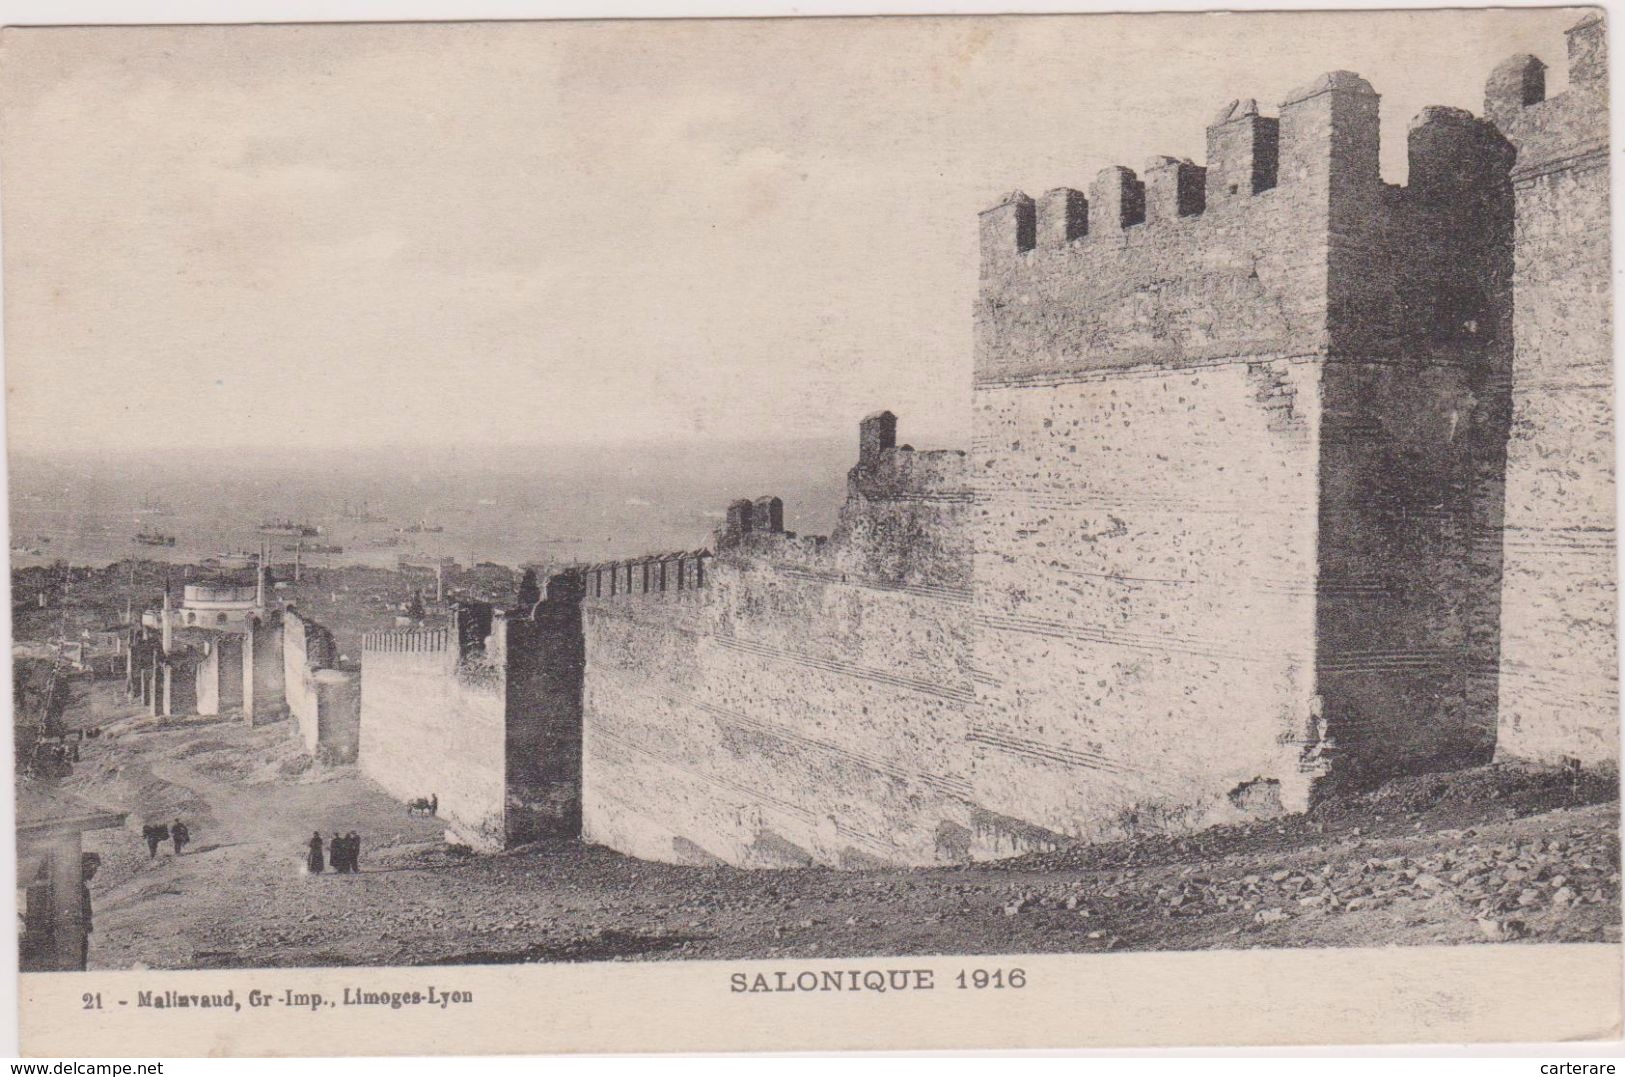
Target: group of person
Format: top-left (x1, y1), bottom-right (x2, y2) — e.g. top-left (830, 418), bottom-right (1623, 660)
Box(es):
top-left (306, 830), bottom-right (362, 874)
top-left (141, 818), bottom-right (190, 859)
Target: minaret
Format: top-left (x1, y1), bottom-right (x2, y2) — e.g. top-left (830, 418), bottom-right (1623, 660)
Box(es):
top-left (160, 587), bottom-right (173, 654)
top-left (256, 542), bottom-right (268, 608)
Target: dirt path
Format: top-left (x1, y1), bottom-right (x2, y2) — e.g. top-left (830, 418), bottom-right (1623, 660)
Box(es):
top-left (53, 683), bottom-right (1622, 970)
top-left (62, 684), bottom-right (448, 969)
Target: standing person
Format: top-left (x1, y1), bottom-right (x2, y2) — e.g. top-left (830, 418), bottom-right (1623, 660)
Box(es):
top-left (144, 822), bottom-right (169, 860)
top-left (306, 831), bottom-right (325, 875)
top-left (346, 831), bottom-right (361, 873)
top-left (171, 819), bottom-right (190, 856)
top-left (79, 854), bottom-right (100, 970)
top-left (331, 832), bottom-right (345, 874)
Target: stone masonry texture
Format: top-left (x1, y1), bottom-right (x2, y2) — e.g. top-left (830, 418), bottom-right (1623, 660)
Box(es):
top-left (1485, 16), bottom-right (1617, 765)
top-left (379, 21), bottom-right (1615, 868)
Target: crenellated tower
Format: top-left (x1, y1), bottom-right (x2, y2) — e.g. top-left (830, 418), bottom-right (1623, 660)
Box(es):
top-left (971, 64), bottom-right (1523, 840)
top-left (1482, 14), bottom-right (1615, 765)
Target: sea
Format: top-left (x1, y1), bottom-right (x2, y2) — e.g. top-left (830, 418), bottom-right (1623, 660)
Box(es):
top-left (6, 438), bottom-right (858, 574)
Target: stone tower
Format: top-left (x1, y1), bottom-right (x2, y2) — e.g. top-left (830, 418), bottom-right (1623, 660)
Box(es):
top-left (1483, 16), bottom-right (1616, 764)
top-left (973, 67), bottom-right (1521, 839)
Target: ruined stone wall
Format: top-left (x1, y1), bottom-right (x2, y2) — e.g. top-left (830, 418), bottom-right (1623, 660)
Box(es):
top-left (195, 642), bottom-right (220, 716)
top-left (580, 450), bottom-right (1020, 868)
top-left (283, 612), bottom-right (322, 751)
top-left (971, 79), bottom-right (1350, 835)
top-left (1485, 16), bottom-right (1616, 765)
top-left (196, 636), bottom-right (243, 717)
top-left (284, 610), bottom-right (358, 762)
top-left (971, 68), bottom-right (1520, 834)
top-left (358, 626), bottom-right (509, 849)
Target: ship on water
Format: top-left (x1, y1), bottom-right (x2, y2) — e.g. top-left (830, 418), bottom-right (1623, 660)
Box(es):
top-left (282, 542), bottom-right (343, 554)
top-left (134, 530), bottom-right (176, 547)
top-left (134, 495), bottom-right (176, 516)
top-left (258, 519), bottom-right (321, 538)
top-left (338, 499), bottom-right (388, 523)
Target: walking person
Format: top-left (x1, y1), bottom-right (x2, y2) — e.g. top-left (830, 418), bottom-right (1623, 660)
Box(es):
top-left (306, 831), bottom-right (325, 875)
top-left (171, 818), bottom-right (190, 856)
top-left (144, 822), bottom-right (169, 860)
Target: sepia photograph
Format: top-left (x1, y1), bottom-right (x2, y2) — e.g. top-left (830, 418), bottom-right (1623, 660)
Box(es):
top-left (3, 2), bottom-right (1618, 1055)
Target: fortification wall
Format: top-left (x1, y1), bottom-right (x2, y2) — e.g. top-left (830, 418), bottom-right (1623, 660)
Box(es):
top-left (971, 67), bottom-right (1520, 832)
top-left (284, 612), bottom-right (321, 751)
top-left (358, 626), bottom-right (510, 849)
top-left (284, 611), bottom-right (358, 762)
top-left (196, 643), bottom-right (221, 716)
top-left (195, 636), bottom-right (243, 717)
top-left (971, 79), bottom-right (1347, 834)
top-left (162, 661), bottom-right (197, 717)
top-left (314, 670), bottom-right (361, 760)
top-left (503, 575), bottom-right (587, 843)
top-left (1485, 16), bottom-right (1617, 764)
top-left (580, 446), bottom-right (1021, 868)
top-left (1307, 103), bottom-right (1518, 782)
top-left (969, 363), bottom-right (1324, 836)
top-left (242, 616), bottom-right (286, 727)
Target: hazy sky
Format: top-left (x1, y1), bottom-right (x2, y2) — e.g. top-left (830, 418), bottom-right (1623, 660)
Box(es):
top-left (0, 9), bottom-right (1585, 454)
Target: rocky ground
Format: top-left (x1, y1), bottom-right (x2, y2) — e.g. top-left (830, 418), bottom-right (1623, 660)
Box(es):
top-left (55, 681), bottom-right (1622, 970)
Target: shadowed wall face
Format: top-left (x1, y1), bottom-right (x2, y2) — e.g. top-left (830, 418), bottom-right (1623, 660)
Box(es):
top-left (1486, 17), bottom-right (1617, 765)
top-left (504, 575), bottom-right (589, 844)
top-left (359, 600), bottom-right (588, 850)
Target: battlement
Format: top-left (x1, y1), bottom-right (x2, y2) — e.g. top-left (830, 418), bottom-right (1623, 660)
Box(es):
top-left (361, 626), bottom-right (451, 653)
top-left (977, 66), bottom-right (1521, 380)
top-left (1485, 14), bottom-right (1608, 180)
top-left (979, 71), bottom-right (1380, 267)
top-left (847, 412), bottom-right (970, 502)
top-left (586, 550), bottom-right (712, 600)
top-left (850, 444), bottom-right (969, 504)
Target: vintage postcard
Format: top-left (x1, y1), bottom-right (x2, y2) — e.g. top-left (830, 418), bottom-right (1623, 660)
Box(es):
top-left (4, 5), bottom-right (1620, 1056)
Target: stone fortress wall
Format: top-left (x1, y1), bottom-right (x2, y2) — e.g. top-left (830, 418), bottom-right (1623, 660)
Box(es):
top-left (571, 19), bottom-right (1614, 868)
top-left (282, 609), bottom-right (361, 762)
top-left (1485, 16), bottom-right (1617, 765)
top-left (579, 422), bottom-right (1026, 868)
top-left (139, 22), bottom-right (1608, 870)
top-left (358, 620), bottom-right (511, 848)
top-left (357, 589), bottom-right (588, 851)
